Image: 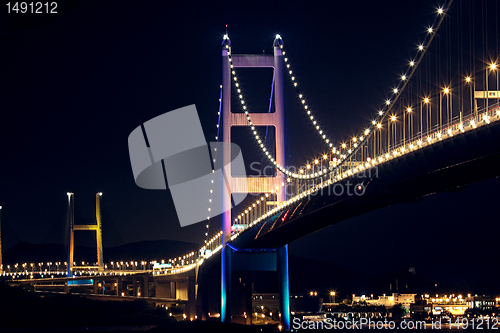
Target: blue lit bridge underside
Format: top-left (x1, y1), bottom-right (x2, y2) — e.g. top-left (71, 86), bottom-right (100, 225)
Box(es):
top-left (230, 115), bottom-right (500, 250)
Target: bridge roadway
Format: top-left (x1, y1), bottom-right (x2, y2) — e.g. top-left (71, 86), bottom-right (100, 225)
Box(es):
top-left (34, 290), bottom-right (185, 306)
top-left (230, 113), bottom-right (500, 250)
top-left (15, 268), bottom-right (195, 309)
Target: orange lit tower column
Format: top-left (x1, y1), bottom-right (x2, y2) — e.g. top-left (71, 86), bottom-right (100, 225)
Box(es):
top-left (67, 192), bottom-right (104, 277)
top-left (95, 192), bottom-right (104, 271)
top-left (220, 35), bottom-right (287, 325)
top-left (67, 192), bottom-right (74, 277)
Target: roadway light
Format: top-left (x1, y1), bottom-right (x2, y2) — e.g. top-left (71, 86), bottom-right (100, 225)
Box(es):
top-left (465, 76), bottom-right (471, 83)
top-left (424, 98), bottom-right (429, 103)
top-left (391, 115), bottom-right (396, 122)
top-left (491, 63), bottom-right (497, 70)
top-left (443, 87), bottom-right (450, 94)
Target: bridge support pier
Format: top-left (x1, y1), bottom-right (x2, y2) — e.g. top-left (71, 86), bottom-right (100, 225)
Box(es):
top-left (278, 245), bottom-right (290, 331)
top-left (133, 279), bottom-right (139, 297)
top-left (143, 276), bottom-right (149, 298)
top-left (231, 271), bottom-right (252, 325)
top-left (93, 279), bottom-right (99, 294)
top-left (218, 248), bottom-right (290, 327)
top-left (117, 277), bottom-right (124, 296)
top-left (221, 242), bottom-right (232, 322)
top-left (156, 281), bottom-right (176, 299)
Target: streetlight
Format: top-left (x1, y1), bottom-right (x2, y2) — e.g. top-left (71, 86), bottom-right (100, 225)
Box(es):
top-left (330, 291), bottom-right (336, 304)
top-left (389, 115), bottom-right (396, 150)
top-left (423, 97), bottom-right (430, 136)
top-left (490, 63), bottom-right (499, 109)
top-left (405, 107), bottom-right (412, 145)
top-left (440, 87), bottom-right (450, 131)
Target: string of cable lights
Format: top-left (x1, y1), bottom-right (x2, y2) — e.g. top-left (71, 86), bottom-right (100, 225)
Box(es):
top-left (202, 85), bottom-right (223, 248)
top-left (224, 2), bottom-right (452, 181)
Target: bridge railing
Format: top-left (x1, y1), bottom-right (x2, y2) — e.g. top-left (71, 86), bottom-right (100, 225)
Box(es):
top-left (384, 102), bottom-right (500, 158)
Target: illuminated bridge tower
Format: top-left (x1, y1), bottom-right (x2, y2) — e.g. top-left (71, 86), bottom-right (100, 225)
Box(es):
top-left (67, 192), bottom-right (104, 277)
top-left (220, 35), bottom-right (290, 330)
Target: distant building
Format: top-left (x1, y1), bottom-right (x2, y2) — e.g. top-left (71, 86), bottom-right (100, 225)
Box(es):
top-left (352, 293), bottom-right (416, 307)
top-left (466, 295), bottom-right (497, 312)
top-left (411, 294), bottom-right (472, 317)
top-left (395, 294), bottom-right (416, 307)
top-left (410, 303), bottom-right (432, 317)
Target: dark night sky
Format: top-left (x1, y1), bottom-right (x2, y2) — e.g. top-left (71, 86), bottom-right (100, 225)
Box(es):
top-left (1, 0), bottom-right (499, 291)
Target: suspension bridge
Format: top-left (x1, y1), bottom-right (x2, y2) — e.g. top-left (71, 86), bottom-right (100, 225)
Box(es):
top-left (2, 1), bottom-right (500, 330)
